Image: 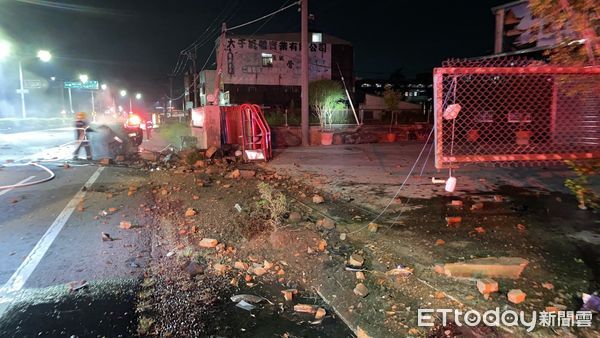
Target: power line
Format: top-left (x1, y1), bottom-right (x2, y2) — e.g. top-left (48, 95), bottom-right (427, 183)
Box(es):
top-left (170, 1), bottom-right (241, 76)
top-left (227, 0), bottom-right (300, 31)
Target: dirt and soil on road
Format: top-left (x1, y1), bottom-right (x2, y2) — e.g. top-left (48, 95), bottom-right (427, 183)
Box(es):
top-left (133, 156), bottom-right (354, 337)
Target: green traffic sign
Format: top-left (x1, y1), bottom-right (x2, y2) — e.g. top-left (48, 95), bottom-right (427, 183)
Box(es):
top-left (64, 80), bottom-right (99, 90)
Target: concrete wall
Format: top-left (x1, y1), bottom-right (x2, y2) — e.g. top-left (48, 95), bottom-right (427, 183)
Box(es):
top-left (271, 124), bottom-right (432, 148)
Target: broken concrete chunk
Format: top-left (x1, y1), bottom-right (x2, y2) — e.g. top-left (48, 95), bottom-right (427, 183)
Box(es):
top-left (281, 289), bottom-right (297, 301)
top-left (321, 218), bottom-right (335, 230)
top-left (354, 283), bottom-right (369, 297)
top-left (119, 221), bottom-right (132, 229)
top-left (340, 233), bottom-right (347, 241)
top-left (315, 307), bottom-right (326, 320)
top-left (348, 254), bottom-right (364, 268)
top-left (185, 208), bottom-right (197, 217)
top-left (367, 222), bottom-right (379, 233)
top-left (318, 239), bottom-right (327, 252)
top-left (263, 260), bottom-right (274, 270)
top-left (508, 289), bottom-right (526, 304)
top-left (253, 267), bottom-right (267, 276)
top-left (312, 194), bottom-right (325, 204)
top-left (199, 238), bottom-right (219, 248)
top-left (356, 271), bottom-right (365, 280)
top-left (213, 263), bottom-right (229, 274)
top-left (205, 146), bottom-right (218, 158)
top-left (477, 278), bottom-right (499, 295)
top-left (234, 261), bottom-right (249, 270)
top-left (99, 158), bottom-right (113, 166)
top-left (294, 304), bottom-right (318, 314)
top-left (445, 216), bottom-right (462, 226)
top-left (230, 169), bottom-right (241, 179)
top-left (442, 257), bottom-right (528, 279)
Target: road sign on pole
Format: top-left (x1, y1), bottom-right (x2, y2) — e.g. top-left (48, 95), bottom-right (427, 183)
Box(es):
top-left (63, 80), bottom-right (99, 90)
top-left (23, 79), bottom-right (47, 89)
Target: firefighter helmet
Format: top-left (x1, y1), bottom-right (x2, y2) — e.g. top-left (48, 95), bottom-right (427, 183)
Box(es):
top-left (76, 112), bottom-right (87, 120)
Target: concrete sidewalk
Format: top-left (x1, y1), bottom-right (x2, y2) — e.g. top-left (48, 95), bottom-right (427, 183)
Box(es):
top-left (268, 142), bottom-right (577, 211)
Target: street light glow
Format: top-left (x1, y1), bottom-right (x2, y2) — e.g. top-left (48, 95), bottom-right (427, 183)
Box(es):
top-left (0, 40), bottom-right (11, 60)
top-left (120, 89), bottom-right (127, 97)
top-left (135, 93), bottom-right (142, 100)
top-left (101, 84), bottom-right (107, 90)
top-left (37, 50), bottom-right (52, 62)
top-left (79, 74), bottom-right (89, 83)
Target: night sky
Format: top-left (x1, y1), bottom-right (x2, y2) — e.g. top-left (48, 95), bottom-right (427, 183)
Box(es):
top-left (0, 0), bottom-right (508, 101)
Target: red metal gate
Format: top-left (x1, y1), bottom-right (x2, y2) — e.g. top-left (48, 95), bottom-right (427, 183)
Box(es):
top-left (434, 58), bottom-right (600, 169)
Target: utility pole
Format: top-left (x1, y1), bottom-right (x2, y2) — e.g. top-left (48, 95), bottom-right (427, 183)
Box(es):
top-left (18, 60), bottom-right (27, 119)
top-left (300, 0), bottom-right (309, 146)
top-left (191, 49), bottom-right (199, 107)
top-left (68, 88), bottom-right (73, 114)
top-left (213, 22), bottom-right (227, 105)
top-left (91, 90), bottom-right (95, 114)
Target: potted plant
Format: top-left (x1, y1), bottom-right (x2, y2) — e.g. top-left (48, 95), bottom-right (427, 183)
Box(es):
top-left (383, 85), bottom-right (401, 142)
top-left (515, 115), bottom-right (532, 146)
top-left (309, 79), bottom-right (346, 145)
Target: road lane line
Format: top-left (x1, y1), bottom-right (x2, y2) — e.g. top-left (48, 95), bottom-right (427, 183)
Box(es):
top-left (0, 166), bottom-right (104, 318)
top-left (0, 176), bottom-right (36, 197)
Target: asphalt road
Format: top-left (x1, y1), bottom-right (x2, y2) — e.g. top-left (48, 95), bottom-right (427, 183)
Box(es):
top-left (0, 130), bottom-right (152, 336)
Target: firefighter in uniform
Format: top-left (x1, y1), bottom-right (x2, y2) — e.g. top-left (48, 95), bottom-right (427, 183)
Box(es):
top-left (73, 112), bottom-right (93, 160)
top-left (145, 118), bottom-right (153, 140)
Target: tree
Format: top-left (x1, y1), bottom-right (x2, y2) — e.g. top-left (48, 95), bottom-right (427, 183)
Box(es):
top-left (383, 85), bottom-right (402, 131)
top-left (309, 79), bottom-right (346, 130)
top-left (529, 1), bottom-right (599, 209)
top-left (529, 0), bottom-right (599, 65)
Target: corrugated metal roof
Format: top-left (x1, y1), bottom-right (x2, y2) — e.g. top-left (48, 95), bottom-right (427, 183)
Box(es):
top-left (491, 0), bottom-right (527, 13)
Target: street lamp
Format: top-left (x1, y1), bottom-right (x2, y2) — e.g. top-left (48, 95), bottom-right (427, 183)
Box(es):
top-left (135, 92), bottom-right (142, 100)
top-left (79, 74), bottom-right (89, 83)
top-left (120, 89), bottom-right (127, 97)
top-left (101, 83), bottom-right (107, 91)
top-left (36, 50), bottom-right (52, 62)
top-left (10, 45), bottom-right (52, 119)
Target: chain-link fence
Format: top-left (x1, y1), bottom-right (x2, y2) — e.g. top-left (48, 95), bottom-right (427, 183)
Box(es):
top-left (434, 58), bottom-right (600, 169)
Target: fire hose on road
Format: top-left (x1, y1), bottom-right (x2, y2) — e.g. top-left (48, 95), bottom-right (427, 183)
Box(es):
top-left (0, 162), bottom-right (56, 190)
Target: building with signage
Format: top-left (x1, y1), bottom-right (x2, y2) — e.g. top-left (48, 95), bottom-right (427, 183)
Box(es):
top-left (491, 0), bottom-right (578, 56)
top-left (197, 32), bottom-right (353, 109)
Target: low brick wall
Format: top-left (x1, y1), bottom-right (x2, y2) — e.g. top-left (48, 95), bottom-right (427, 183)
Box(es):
top-left (271, 124), bottom-right (432, 148)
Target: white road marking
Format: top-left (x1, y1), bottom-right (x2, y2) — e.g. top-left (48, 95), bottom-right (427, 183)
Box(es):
top-left (0, 176), bottom-right (36, 197)
top-left (0, 166), bottom-right (104, 318)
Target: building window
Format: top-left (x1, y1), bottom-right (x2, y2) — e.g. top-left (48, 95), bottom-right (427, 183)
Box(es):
top-left (261, 53), bottom-right (273, 67)
top-left (311, 32), bottom-right (322, 43)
